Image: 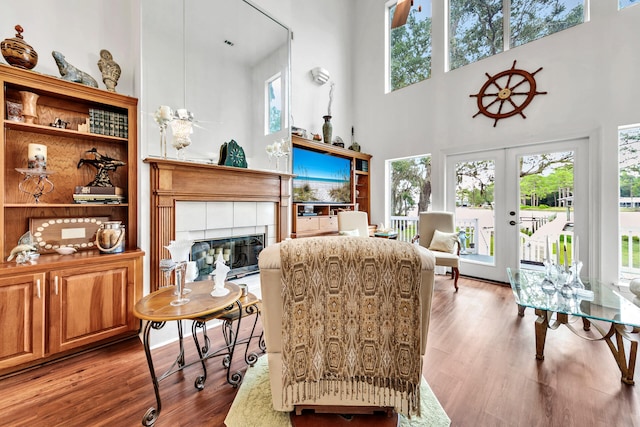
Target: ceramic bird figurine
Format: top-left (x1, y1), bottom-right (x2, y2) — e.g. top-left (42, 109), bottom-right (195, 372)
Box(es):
top-left (7, 244), bottom-right (38, 262)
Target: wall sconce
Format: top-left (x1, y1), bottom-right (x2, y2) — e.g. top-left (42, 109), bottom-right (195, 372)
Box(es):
top-left (311, 67), bottom-right (331, 85)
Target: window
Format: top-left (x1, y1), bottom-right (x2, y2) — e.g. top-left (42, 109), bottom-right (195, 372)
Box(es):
top-left (449, 0), bottom-right (585, 71)
top-left (618, 125), bottom-right (640, 281)
top-left (387, 155), bottom-right (431, 241)
top-left (386, 0), bottom-right (432, 92)
top-left (620, 0), bottom-right (640, 10)
top-left (265, 73), bottom-right (282, 135)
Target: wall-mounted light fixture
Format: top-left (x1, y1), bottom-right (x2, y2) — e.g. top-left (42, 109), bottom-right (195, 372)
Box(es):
top-left (310, 67), bottom-right (331, 85)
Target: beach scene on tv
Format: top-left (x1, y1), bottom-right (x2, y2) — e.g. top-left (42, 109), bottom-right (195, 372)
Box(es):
top-left (292, 147), bottom-right (351, 203)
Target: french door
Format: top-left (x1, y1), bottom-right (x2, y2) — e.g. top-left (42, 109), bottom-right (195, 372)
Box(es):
top-left (445, 138), bottom-right (589, 283)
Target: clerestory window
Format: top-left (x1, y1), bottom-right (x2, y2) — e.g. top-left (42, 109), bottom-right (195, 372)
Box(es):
top-left (386, 0), bottom-right (433, 92)
top-left (620, 0), bottom-right (640, 10)
top-left (448, 0), bottom-right (585, 71)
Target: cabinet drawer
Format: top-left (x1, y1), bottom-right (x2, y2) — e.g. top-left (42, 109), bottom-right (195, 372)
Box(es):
top-left (297, 216), bottom-right (320, 232)
top-left (319, 216), bottom-right (338, 232)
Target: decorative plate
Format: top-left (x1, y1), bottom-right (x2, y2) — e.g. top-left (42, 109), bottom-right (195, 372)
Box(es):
top-left (29, 216), bottom-right (109, 253)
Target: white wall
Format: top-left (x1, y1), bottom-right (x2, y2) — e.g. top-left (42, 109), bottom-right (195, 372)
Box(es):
top-left (255, 0), bottom-right (355, 145)
top-left (0, 0), bottom-right (138, 96)
top-left (350, 0), bottom-right (640, 284)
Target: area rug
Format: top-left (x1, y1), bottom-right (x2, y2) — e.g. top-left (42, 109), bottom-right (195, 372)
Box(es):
top-left (225, 356), bottom-right (451, 427)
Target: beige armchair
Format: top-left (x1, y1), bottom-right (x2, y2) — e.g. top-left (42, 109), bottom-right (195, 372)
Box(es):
top-left (412, 211), bottom-right (460, 291)
top-left (337, 210), bottom-right (370, 237)
top-left (258, 236), bottom-right (435, 417)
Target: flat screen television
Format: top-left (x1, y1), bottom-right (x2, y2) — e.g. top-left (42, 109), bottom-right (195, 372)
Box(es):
top-left (292, 146), bottom-right (351, 203)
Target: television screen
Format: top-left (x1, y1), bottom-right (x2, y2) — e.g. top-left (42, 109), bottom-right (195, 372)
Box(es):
top-left (292, 147), bottom-right (351, 203)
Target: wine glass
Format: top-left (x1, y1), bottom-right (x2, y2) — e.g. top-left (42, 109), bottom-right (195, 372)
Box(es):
top-left (170, 261), bottom-right (190, 306)
top-left (159, 258), bottom-right (174, 288)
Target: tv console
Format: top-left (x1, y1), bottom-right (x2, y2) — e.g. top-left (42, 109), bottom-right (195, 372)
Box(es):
top-left (291, 136), bottom-right (371, 238)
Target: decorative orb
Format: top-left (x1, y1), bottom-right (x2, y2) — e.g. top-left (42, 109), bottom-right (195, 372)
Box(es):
top-left (629, 278), bottom-right (640, 297)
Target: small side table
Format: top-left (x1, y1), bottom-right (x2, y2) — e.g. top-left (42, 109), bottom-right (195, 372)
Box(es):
top-left (134, 281), bottom-right (241, 426)
top-left (214, 293), bottom-right (265, 366)
top-left (374, 230), bottom-right (398, 239)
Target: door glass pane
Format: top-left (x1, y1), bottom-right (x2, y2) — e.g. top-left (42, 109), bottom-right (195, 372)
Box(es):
top-left (619, 126), bottom-right (640, 281)
top-left (518, 151), bottom-right (575, 267)
top-left (454, 159), bottom-right (495, 264)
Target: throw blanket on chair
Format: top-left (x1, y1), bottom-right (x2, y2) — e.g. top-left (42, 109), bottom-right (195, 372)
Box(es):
top-left (280, 236), bottom-right (423, 416)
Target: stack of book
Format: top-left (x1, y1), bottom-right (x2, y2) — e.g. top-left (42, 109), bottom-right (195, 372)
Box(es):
top-left (73, 186), bottom-right (125, 204)
top-left (88, 108), bottom-right (128, 138)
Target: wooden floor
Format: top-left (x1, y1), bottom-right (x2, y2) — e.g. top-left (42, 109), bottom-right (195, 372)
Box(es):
top-left (1, 275), bottom-right (639, 426)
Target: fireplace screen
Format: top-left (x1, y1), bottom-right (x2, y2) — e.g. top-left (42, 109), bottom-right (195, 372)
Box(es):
top-left (191, 234), bottom-right (265, 281)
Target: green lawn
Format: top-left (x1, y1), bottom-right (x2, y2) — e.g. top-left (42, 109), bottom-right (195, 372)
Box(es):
top-left (621, 236), bottom-right (640, 268)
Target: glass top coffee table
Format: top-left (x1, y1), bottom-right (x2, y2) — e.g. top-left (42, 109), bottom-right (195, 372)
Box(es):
top-left (507, 268), bottom-right (640, 385)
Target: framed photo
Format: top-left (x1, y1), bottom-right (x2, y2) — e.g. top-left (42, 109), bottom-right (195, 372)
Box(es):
top-left (30, 216), bottom-right (109, 253)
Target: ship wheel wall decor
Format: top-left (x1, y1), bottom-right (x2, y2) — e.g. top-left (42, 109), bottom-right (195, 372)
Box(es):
top-left (470, 60), bottom-right (547, 127)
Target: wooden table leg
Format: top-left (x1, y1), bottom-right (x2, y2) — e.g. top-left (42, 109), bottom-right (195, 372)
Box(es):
top-left (608, 325), bottom-right (638, 385)
top-left (534, 309), bottom-right (549, 360)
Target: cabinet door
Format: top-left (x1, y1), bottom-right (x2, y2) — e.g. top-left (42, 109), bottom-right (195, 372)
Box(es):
top-left (48, 259), bottom-right (136, 354)
top-left (319, 216), bottom-right (338, 232)
top-left (296, 216), bottom-right (320, 232)
top-left (0, 273), bottom-right (46, 370)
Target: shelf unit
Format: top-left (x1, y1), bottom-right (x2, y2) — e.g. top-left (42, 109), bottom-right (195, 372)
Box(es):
top-left (0, 63), bottom-right (143, 376)
top-left (291, 136), bottom-right (372, 238)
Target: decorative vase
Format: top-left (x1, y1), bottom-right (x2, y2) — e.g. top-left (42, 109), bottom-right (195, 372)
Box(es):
top-left (322, 115), bottom-right (332, 144)
top-left (164, 240), bottom-right (194, 306)
top-left (1, 25), bottom-right (38, 70)
top-left (19, 91), bottom-right (39, 124)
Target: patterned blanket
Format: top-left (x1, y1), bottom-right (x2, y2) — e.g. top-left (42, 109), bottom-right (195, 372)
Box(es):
top-left (280, 236), bottom-right (423, 416)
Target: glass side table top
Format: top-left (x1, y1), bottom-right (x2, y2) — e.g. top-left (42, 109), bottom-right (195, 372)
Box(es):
top-left (507, 268), bottom-right (640, 327)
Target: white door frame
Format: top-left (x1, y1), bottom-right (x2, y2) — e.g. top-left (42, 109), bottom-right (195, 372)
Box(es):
top-left (443, 136), bottom-right (594, 283)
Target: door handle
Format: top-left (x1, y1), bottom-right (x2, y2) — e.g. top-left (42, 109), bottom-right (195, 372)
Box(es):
top-left (509, 220), bottom-right (517, 226)
top-left (54, 276), bottom-right (59, 295)
top-left (36, 278), bottom-right (41, 299)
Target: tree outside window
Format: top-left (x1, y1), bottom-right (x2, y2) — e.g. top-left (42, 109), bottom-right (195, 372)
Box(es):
top-left (388, 0), bottom-right (432, 92)
top-left (449, 0), bottom-right (584, 71)
top-left (390, 155), bottom-right (432, 216)
top-left (266, 73), bottom-right (282, 135)
top-left (620, 0), bottom-right (640, 10)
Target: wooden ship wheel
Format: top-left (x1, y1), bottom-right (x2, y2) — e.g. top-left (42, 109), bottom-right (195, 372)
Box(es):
top-left (470, 60), bottom-right (547, 127)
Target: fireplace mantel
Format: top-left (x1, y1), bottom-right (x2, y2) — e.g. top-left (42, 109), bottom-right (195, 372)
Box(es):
top-left (145, 158), bottom-right (292, 291)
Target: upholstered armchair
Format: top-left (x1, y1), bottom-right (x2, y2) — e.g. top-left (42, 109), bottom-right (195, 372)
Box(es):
top-left (337, 210), bottom-right (370, 237)
top-left (412, 211), bottom-right (460, 291)
top-left (258, 236), bottom-right (435, 417)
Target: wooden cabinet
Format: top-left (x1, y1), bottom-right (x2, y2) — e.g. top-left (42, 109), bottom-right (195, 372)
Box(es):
top-left (0, 252), bottom-right (143, 376)
top-left (0, 272), bottom-right (46, 371)
top-left (0, 64), bottom-right (143, 376)
top-left (291, 136), bottom-right (372, 238)
top-left (292, 203), bottom-right (350, 238)
top-left (48, 257), bottom-right (140, 354)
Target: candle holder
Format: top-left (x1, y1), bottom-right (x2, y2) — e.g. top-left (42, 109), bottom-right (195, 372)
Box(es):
top-left (569, 260), bottom-right (585, 290)
top-left (266, 138), bottom-right (290, 171)
top-left (153, 106), bottom-right (173, 159)
top-left (15, 168), bottom-right (55, 203)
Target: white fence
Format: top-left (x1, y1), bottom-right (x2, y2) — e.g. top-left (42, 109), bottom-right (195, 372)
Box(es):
top-left (390, 215), bottom-right (640, 277)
